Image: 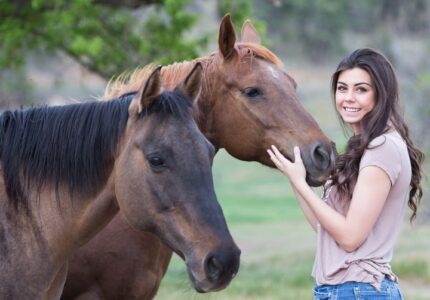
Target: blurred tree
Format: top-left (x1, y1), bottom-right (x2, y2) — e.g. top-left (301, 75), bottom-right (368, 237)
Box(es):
top-left (405, 65), bottom-right (430, 152)
top-left (217, 0), bottom-right (266, 41)
top-left (7, 0), bottom-right (163, 8)
top-left (257, 0), bottom-right (347, 61)
top-left (0, 68), bottom-right (33, 108)
top-left (346, 0), bottom-right (430, 33)
top-left (380, 0), bottom-right (430, 32)
top-left (0, 0), bottom-right (207, 79)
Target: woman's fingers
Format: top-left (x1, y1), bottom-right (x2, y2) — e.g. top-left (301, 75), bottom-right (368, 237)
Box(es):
top-left (267, 149), bottom-right (277, 163)
top-left (267, 149), bottom-right (283, 169)
top-left (268, 145), bottom-right (307, 184)
top-left (270, 145), bottom-right (290, 164)
top-left (293, 146), bottom-right (302, 163)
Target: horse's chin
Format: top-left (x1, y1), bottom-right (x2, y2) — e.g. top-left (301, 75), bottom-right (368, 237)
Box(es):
top-left (185, 257), bottom-right (236, 293)
top-left (306, 174), bottom-right (327, 187)
top-left (187, 270), bottom-right (230, 293)
top-left (187, 268), bottom-right (210, 293)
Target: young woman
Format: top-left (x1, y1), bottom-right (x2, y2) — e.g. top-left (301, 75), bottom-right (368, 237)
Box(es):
top-left (268, 48), bottom-right (424, 299)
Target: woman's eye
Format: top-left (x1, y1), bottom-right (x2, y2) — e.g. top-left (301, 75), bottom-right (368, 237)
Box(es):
top-left (148, 157), bottom-right (164, 167)
top-left (242, 87), bottom-right (263, 98)
top-left (337, 85), bottom-right (346, 92)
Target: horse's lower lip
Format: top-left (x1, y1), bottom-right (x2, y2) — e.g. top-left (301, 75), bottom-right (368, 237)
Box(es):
top-left (189, 274), bottom-right (209, 293)
top-left (307, 176), bottom-right (325, 187)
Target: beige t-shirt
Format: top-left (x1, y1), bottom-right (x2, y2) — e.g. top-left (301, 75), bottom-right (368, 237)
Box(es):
top-left (312, 131), bottom-right (412, 289)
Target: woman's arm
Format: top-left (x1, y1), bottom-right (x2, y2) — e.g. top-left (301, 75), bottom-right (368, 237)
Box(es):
top-left (291, 185), bottom-right (318, 231)
top-left (268, 145), bottom-right (391, 252)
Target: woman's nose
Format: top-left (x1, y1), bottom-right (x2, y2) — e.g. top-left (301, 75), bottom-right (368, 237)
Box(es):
top-left (344, 90), bottom-right (354, 102)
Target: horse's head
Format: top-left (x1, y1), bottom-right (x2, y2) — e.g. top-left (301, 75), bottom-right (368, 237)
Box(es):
top-left (203, 15), bottom-right (335, 186)
top-left (114, 64), bottom-right (240, 292)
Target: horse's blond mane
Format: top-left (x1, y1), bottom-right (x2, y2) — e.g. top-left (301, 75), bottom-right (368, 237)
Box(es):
top-left (101, 43), bottom-right (283, 100)
top-left (102, 64), bottom-right (158, 100)
top-left (101, 61), bottom-right (198, 100)
top-left (160, 61), bottom-right (196, 90)
top-left (238, 43), bottom-right (284, 67)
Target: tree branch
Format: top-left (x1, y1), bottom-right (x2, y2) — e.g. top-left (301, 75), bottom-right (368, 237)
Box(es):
top-left (93, 0), bottom-right (162, 8)
top-left (8, 0), bottom-right (162, 9)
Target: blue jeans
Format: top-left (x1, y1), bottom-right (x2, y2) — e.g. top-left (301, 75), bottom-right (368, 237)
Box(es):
top-left (313, 278), bottom-right (404, 300)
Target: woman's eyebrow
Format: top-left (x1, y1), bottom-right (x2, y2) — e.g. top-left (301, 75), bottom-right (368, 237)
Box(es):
top-left (337, 81), bottom-right (371, 87)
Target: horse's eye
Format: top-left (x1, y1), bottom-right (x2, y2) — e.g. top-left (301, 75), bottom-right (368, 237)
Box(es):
top-left (148, 156), bottom-right (165, 167)
top-left (242, 87), bottom-right (262, 98)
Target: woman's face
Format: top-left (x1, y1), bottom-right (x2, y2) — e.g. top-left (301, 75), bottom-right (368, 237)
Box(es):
top-left (335, 67), bottom-right (376, 134)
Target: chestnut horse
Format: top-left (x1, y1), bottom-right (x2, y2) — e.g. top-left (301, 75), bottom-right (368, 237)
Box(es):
top-left (62, 15), bottom-right (335, 299)
top-left (0, 65), bottom-right (240, 299)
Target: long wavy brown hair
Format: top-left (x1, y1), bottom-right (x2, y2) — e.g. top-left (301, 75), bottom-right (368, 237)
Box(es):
top-left (327, 48), bottom-right (424, 221)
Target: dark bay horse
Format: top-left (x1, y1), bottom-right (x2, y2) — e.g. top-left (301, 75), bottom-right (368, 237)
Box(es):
top-left (0, 64), bottom-right (240, 299)
top-left (62, 15), bottom-right (336, 299)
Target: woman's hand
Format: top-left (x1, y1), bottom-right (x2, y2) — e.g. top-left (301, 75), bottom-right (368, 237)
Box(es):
top-left (267, 145), bottom-right (307, 187)
top-left (267, 145), bottom-right (319, 231)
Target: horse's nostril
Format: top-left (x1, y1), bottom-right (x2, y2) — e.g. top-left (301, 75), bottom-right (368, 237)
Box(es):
top-left (203, 247), bottom-right (240, 288)
top-left (205, 255), bottom-right (223, 282)
top-left (311, 143), bottom-right (331, 171)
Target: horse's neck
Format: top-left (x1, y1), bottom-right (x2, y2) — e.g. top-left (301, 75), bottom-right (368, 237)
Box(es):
top-left (0, 105), bottom-right (123, 298)
top-left (0, 170), bottom-right (118, 260)
top-left (0, 196), bottom-right (72, 299)
top-left (0, 166), bottom-right (57, 297)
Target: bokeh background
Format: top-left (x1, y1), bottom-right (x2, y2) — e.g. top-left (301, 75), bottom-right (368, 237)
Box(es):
top-left (1, 1), bottom-right (429, 299)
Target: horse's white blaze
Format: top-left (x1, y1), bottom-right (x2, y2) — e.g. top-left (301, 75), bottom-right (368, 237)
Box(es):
top-left (267, 65), bottom-right (279, 79)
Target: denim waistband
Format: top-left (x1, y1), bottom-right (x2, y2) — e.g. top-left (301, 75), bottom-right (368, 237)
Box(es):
top-left (313, 278), bottom-right (403, 300)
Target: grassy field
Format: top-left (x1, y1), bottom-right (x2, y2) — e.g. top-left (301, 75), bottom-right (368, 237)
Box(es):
top-left (154, 150), bottom-right (430, 300)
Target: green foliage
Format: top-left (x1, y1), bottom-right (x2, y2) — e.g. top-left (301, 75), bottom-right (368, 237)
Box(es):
top-left (0, 68), bottom-right (34, 108)
top-left (263, 0), bottom-right (347, 60)
top-left (0, 0), bottom-right (207, 79)
top-left (143, 0), bottom-right (208, 65)
top-left (407, 66), bottom-right (430, 151)
top-left (257, 0), bottom-right (430, 61)
top-left (217, 0), bottom-right (266, 42)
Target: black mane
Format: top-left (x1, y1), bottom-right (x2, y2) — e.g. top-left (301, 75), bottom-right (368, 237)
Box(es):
top-left (139, 87), bottom-right (193, 121)
top-left (0, 88), bottom-right (192, 208)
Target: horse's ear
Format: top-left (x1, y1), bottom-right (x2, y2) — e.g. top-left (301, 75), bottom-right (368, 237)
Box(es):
top-left (134, 66), bottom-right (162, 114)
top-left (218, 14), bottom-right (238, 61)
top-left (177, 62), bottom-right (202, 104)
top-left (241, 19), bottom-right (261, 44)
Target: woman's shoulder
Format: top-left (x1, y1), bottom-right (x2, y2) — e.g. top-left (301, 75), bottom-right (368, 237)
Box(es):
top-left (361, 131), bottom-right (408, 184)
top-left (368, 130), bottom-right (405, 152)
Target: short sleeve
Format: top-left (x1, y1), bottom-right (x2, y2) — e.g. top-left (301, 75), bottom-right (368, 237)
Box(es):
top-left (359, 136), bottom-right (402, 185)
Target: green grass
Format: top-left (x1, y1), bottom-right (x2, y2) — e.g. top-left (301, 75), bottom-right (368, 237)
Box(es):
top-left (155, 150), bottom-right (430, 300)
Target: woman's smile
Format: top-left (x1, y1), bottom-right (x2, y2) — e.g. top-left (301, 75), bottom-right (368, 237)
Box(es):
top-left (335, 67), bottom-right (376, 134)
